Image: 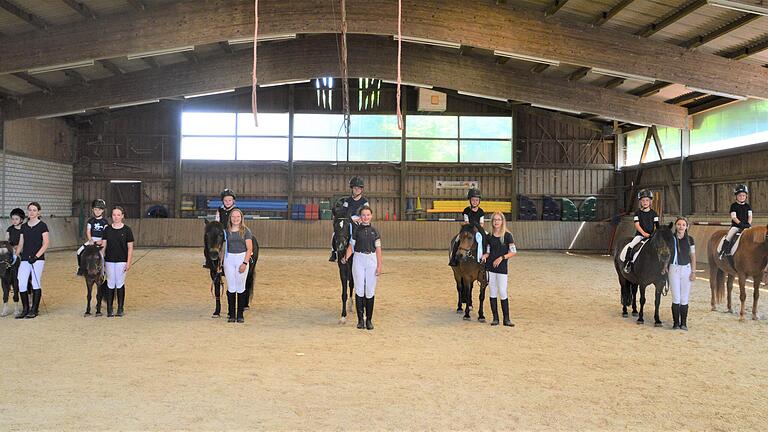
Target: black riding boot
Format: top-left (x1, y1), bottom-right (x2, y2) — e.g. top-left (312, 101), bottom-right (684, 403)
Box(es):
top-left (490, 297), bottom-right (499, 326)
top-left (236, 292), bottom-right (245, 323)
top-left (623, 247), bottom-right (634, 273)
top-left (365, 296), bottom-right (375, 330)
top-left (76, 252), bottom-right (85, 276)
top-left (680, 305), bottom-right (689, 331)
top-left (329, 250), bottom-right (337, 262)
top-left (25, 290), bottom-right (41, 319)
top-left (355, 295), bottom-right (365, 329)
top-left (719, 240), bottom-right (731, 260)
top-left (227, 291), bottom-right (236, 322)
top-left (15, 291), bottom-right (29, 319)
top-left (116, 286), bottom-right (125, 317)
top-left (106, 288), bottom-right (115, 317)
top-left (671, 303), bottom-right (680, 329)
top-left (501, 298), bottom-right (513, 327)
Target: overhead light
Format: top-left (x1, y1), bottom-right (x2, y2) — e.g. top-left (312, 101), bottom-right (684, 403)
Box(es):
top-left (109, 99), bottom-right (160, 109)
top-left (127, 46), bottom-right (195, 60)
top-left (592, 68), bottom-right (657, 83)
top-left (259, 79), bottom-right (310, 88)
top-left (685, 86), bottom-right (747, 100)
top-left (457, 91), bottom-right (509, 102)
top-left (227, 34), bottom-right (297, 45)
top-left (493, 50), bottom-right (560, 67)
top-left (109, 180), bottom-right (142, 184)
top-left (531, 103), bottom-right (582, 114)
top-left (394, 35), bottom-right (461, 50)
top-left (36, 109), bottom-right (86, 119)
top-left (28, 60), bottom-right (94, 75)
top-left (382, 80), bottom-right (433, 89)
top-left (184, 89), bottom-right (236, 99)
top-left (706, 0), bottom-right (768, 16)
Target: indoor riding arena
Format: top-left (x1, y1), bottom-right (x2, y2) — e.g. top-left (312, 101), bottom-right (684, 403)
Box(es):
top-left (1, 1), bottom-right (767, 431)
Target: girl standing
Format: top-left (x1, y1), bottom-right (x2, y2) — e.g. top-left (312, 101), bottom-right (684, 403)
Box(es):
top-left (669, 217), bottom-right (696, 331)
top-left (481, 212), bottom-right (517, 327)
top-left (343, 206), bottom-right (382, 330)
top-left (15, 202), bottom-right (49, 319)
top-left (223, 208), bottom-right (254, 323)
top-left (102, 206), bottom-right (134, 317)
top-left (1, 208), bottom-right (25, 316)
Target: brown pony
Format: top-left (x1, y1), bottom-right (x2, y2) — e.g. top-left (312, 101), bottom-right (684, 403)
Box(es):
top-left (707, 225), bottom-right (768, 321)
top-left (451, 225), bottom-right (488, 321)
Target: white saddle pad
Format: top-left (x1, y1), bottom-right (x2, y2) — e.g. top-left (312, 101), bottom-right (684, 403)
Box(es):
top-left (620, 239), bottom-right (648, 264)
top-left (717, 232), bottom-right (743, 256)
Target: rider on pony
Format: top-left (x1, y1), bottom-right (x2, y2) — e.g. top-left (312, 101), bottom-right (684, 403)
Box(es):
top-left (449, 188), bottom-right (486, 267)
top-left (623, 189), bottom-right (659, 273)
top-left (329, 177), bottom-right (369, 262)
top-left (719, 184), bottom-right (752, 260)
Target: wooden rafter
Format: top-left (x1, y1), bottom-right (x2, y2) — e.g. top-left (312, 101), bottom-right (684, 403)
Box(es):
top-left (720, 35), bottom-right (768, 60)
top-left (61, 0), bottom-right (97, 19)
top-left (64, 69), bottom-right (89, 86)
top-left (545, 0), bottom-right (571, 16)
top-left (635, 0), bottom-right (706, 38)
top-left (593, 0), bottom-right (635, 27)
top-left (11, 72), bottom-right (52, 93)
top-left (141, 57), bottom-right (159, 68)
top-left (603, 77), bottom-right (625, 89)
top-left (0, 0), bottom-right (50, 30)
top-left (98, 59), bottom-right (123, 75)
top-left (126, 0), bottom-right (146, 11)
top-left (682, 14), bottom-right (760, 49)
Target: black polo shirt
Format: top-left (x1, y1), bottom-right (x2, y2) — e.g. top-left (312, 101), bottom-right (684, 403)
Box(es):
top-left (217, 205), bottom-right (239, 227)
top-left (463, 206), bottom-right (485, 231)
top-left (6, 225), bottom-right (21, 246)
top-left (351, 224), bottom-right (381, 253)
top-left (634, 209), bottom-right (659, 236)
top-left (486, 232), bottom-right (515, 275)
top-left (342, 196), bottom-right (369, 219)
top-left (671, 235), bottom-right (695, 266)
top-left (20, 221), bottom-right (49, 261)
top-left (87, 217), bottom-right (109, 240)
top-left (730, 202), bottom-right (752, 228)
top-left (103, 225), bottom-right (135, 263)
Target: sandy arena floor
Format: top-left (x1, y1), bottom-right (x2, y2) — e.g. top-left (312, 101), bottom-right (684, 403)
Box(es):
top-left (0, 248), bottom-right (766, 431)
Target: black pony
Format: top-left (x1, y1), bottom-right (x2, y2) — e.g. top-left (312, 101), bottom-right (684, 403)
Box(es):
top-left (333, 214), bottom-right (356, 324)
top-left (613, 222), bottom-right (674, 326)
top-left (81, 244), bottom-right (105, 317)
top-left (0, 241), bottom-right (18, 317)
top-left (204, 220), bottom-right (258, 318)
top-left (451, 225), bottom-right (488, 322)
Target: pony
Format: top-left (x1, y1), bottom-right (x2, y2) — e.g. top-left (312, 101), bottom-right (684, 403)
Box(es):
top-left (613, 223), bottom-right (675, 326)
top-left (81, 244), bottom-right (105, 317)
top-left (204, 220), bottom-right (257, 318)
top-left (333, 213), bottom-right (355, 324)
top-left (452, 224), bottom-right (489, 322)
top-left (707, 225), bottom-right (768, 321)
top-left (0, 241), bottom-right (18, 317)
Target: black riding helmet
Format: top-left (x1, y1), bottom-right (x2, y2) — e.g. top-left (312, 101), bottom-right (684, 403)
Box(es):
top-left (349, 177), bottom-right (364, 189)
top-left (637, 189), bottom-right (653, 200)
top-left (91, 198), bottom-right (107, 209)
top-left (9, 208), bottom-right (25, 219)
top-left (467, 188), bottom-right (482, 200)
top-left (221, 188), bottom-right (237, 200)
top-left (734, 184), bottom-right (749, 195)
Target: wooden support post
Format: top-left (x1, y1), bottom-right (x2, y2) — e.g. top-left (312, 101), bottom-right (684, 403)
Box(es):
top-left (680, 128), bottom-right (691, 215)
top-left (287, 85), bottom-right (295, 219)
top-left (649, 125), bottom-right (680, 214)
top-left (399, 89), bottom-right (407, 220)
top-left (510, 108), bottom-right (519, 220)
top-left (627, 127), bottom-right (653, 211)
top-left (171, 100), bottom-right (183, 218)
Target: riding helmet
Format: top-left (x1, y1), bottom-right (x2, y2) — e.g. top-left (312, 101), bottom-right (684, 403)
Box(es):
top-left (91, 198), bottom-right (107, 209)
top-left (467, 188), bottom-right (482, 200)
top-left (637, 189), bottom-right (653, 200)
top-left (9, 208), bottom-right (25, 219)
top-left (734, 184), bottom-right (749, 195)
top-left (220, 188), bottom-right (237, 200)
top-left (349, 177), bottom-right (364, 189)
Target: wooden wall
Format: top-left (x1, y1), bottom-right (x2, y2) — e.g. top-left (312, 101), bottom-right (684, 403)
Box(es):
top-left (2, 117), bottom-right (75, 163)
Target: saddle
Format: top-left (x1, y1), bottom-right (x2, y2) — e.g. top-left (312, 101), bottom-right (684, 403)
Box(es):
top-left (717, 231), bottom-right (743, 257)
top-left (620, 238), bottom-right (649, 264)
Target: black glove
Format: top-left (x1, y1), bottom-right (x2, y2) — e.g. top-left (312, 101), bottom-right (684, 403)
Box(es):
top-left (28, 256), bottom-right (37, 264)
top-left (741, 222), bottom-right (752, 229)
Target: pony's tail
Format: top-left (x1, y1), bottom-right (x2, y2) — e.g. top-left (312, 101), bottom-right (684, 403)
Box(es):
top-left (714, 269), bottom-right (726, 305)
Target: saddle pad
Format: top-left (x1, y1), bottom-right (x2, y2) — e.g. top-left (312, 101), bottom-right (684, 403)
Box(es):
top-left (717, 231), bottom-right (743, 256)
top-left (619, 239), bottom-right (648, 264)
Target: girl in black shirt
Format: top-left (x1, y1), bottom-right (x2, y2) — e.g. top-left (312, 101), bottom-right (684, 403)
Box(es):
top-left (343, 206), bottom-right (382, 330)
top-left (668, 217), bottom-right (696, 331)
top-left (102, 206), bottom-right (134, 317)
top-left (1, 208), bottom-right (24, 317)
top-left (720, 184), bottom-right (752, 259)
top-left (623, 189), bottom-right (659, 273)
top-left (15, 202), bottom-right (49, 319)
top-left (481, 211), bottom-right (517, 327)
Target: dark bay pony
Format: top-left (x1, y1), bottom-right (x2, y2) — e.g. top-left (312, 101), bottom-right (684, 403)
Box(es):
top-left (204, 220), bottom-right (258, 318)
top-left (707, 225), bottom-right (768, 321)
top-left (0, 241), bottom-right (18, 316)
top-left (334, 216), bottom-right (355, 324)
top-left (613, 223), bottom-right (674, 326)
top-left (452, 225), bottom-right (488, 322)
top-left (81, 244), bottom-right (105, 317)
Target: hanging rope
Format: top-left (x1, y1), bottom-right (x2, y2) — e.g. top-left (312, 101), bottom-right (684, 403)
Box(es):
top-left (396, 0), bottom-right (403, 130)
top-left (251, 0), bottom-right (259, 126)
top-left (340, 0), bottom-right (351, 135)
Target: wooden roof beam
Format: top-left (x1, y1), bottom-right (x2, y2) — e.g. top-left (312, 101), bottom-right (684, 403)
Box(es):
top-left (11, 72), bottom-right (52, 93)
top-left (0, 0), bottom-right (51, 30)
top-left (1, 0), bottom-right (766, 98)
top-left (1, 36), bottom-right (688, 128)
top-left (98, 59), bottom-right (123, 75)
top-left (682, 14), bottom-right (760, 49)
top-left (635, 0), bottom-right (706, 38)
top-left (545, 0), bottom-right (571, 16)
top-left (126, 0), bottom-right (146, 11)
top-left (720, 36), bottom-right (768, 60)
top-left (61, 0), bottom-right (97, 20)
top-left (64, 69), bottom-right (89, 86)
top-left (592, 0), bottom-right (634, 27)
top-left (603, 77), bottom-right (625, 89)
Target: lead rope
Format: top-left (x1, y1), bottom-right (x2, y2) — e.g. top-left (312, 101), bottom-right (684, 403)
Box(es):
top-left (251, 0), bottom-right (259, 126)
top-left (396, 0), bottom-right (403, 131)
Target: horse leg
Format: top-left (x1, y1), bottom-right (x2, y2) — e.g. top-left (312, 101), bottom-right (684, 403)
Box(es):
top-left (631, 283), bottom-right (638, 316)
top-left (637, 285), bottom-right (646, 324)
top-left (653, 282), bottom-right (663, 327)
top-left (477, 281), bottom-right (486, 322)
top-left (462, 279), bottom-right (472, 320)
top-left (738, 275), bottom-right (747, 322)
top-left (95, 281), bottom-right (105, 316)
top-left (726, 274), bottom-right (734, 313)
top-left (752, 276), bottom-right (760, 321)
top-left (84, 281), bottom-right (92, 316)
top-left (213, 280), bottom-right (221, 318)
top-left (709, 265), bottom-right (720, 311)
top-left (348, 265), bottom-right (355, 313)
top-left (455, 278), bottom-right (463, 313)
top-left (339, 275), bottom-right (348, 324)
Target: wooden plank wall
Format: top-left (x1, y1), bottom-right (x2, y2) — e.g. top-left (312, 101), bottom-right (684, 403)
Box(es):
top-left (0, 217), bottom-right (79, 250)
top-left (124, 219), bottom-right (613, 251)
top-left (3, 118), bottom-right (75, 163)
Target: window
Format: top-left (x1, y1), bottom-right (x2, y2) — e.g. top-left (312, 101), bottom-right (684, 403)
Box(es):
top-left (459, 116), bottom-right (512, 163)
top-left (691, 99), bottom-right (768, 155)
top-left (406, 115), bottom-right (512, 163)
top-left (181, 112), bottom-right (289, 160)
top-left (624, 126), bottom-right (681, 166)
top-left (294, 114), bottom-right (402, 162)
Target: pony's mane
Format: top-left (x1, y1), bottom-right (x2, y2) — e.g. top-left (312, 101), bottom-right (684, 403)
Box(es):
top-left (459, 224), bottom-right (477, 235)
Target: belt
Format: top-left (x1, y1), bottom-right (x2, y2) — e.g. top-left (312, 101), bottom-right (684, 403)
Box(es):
top-left (354, 251), bottom-right (374, 255)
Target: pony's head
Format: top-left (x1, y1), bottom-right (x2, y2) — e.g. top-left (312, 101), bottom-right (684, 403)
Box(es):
top-left (204, 220), bottom-right (226, 263)
top-left (456, 224), bottom-right (478, 260)
top-left (81, 244), bottom-right (103, 279)
top-left (334, 217), bottom-right (352, 258)
top-left (652, 222), bottom-right (674, 265)
top-left (0, 241), bottom-right (14, 275)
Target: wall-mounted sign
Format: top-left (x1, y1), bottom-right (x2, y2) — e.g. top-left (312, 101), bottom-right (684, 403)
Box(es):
top-left (436, 180), bottom-right (478, 190)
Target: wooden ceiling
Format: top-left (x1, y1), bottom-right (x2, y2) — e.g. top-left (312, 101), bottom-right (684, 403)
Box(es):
top-left (0, 0), bottom-right (766, 127)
